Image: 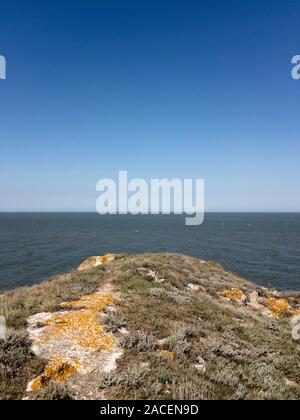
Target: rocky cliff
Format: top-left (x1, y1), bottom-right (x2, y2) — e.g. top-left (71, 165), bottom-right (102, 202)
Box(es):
top-left (0, 253), bottom-right (299, 400)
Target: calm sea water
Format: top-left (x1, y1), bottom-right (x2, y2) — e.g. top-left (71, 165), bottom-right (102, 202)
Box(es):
top-left (0, 213), bottom-right (299, 291)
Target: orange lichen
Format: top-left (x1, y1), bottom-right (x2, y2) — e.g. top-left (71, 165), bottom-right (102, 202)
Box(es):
top-left (77, 254), bottom-right (117, 271)
top-left (30, 356), bottom-right (79, 391)
top-left (160, 350), bottom-right (174, 361)
top-left (267, 298), bottom-right (290, 317)
top-left (28, 292), bottom-right (116, 392)
top-left (223, 289), bottom-right (245, 301)
top-left (39, 293), bottom-right (115, 350)
top-left (63, 292), bottom-right (114, 311)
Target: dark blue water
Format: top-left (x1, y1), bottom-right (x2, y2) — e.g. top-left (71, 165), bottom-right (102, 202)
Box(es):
top-left (0, 213), bottom-right (299, 291)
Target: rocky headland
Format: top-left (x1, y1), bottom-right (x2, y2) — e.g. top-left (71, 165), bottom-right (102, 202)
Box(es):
top-left (0, 253), bottom-right (300, 400)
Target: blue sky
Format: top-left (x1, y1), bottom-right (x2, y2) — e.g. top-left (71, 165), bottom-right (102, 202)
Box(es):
top-left (0, 0), bottom-right (299, 211)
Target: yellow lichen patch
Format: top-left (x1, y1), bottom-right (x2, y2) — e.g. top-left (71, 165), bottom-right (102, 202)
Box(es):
top-left (29, 357), bottom-right (79, 391)
top-left (27, 291), bottom-right (118, 393)
top-left (267, 298), bottom-right (290, 317)
top-left (160, 350), bottom-right (174, 361)
top-left (99, 254), bottom-right (117, 264)
top-left (63, 292), bottom-right (114, 311)
top-left (223, 289), bottom-right (245, 301)
top-left (39, 293), bottom-right (115, 351)
top-left (77, 254), bottom-right (117, 271)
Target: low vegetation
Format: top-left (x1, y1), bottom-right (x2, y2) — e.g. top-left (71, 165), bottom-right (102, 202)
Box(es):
top-left (0, 329), bottom-right (45, 399)
top-left (0, 264), bottom-right (110, 399)
top-left (1, 253), bottom-right (300, 400)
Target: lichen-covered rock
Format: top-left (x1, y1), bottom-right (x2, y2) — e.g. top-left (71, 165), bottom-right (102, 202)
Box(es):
top-left (77, 254), bottom-right (117, 271)
top-left (248, 291), bottom-right (259, 303)
top-left (137, 267), bottom-right (165, 283)
top-left (159, 350), bottom-right (174, 361)
top-left (194, 357), bottom-right (206, 373)
top-left (223, 289), bottom-right (247, 304)
top-left (27, 356), bottom-right (78, 392)
top-left (288, 309), bottom-right (300, 324)
top-left (26, 285), bottom-right (122, 397)
top-left (267, 298), bottom-right (290, 318)
top-left (222, 288), bottom-right (300, 320)
top-left (187, 283), bottom-right (200, 291)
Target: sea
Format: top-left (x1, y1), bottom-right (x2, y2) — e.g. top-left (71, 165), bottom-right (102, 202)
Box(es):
top-left (0, 213), bottom-right (299, 291)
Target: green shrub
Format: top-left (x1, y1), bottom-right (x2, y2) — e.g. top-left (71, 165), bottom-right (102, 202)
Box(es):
top-left (31, 383), bottom-right (73, 400)
top-left (102, 312), bottom-right (127, 333)
top-left (99, 364), bottom-right (147, 390)
top-left (119, 331), bottom-right (157, 352)
top-left (0, 330), bottom-right (45, 400)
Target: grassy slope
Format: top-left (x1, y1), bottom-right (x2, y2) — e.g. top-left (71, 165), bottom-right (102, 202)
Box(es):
top-left (1, 253), bottom-right (300, 400)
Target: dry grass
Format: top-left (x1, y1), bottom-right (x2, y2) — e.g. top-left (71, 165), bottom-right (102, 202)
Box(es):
top-left (0, 267), bottom-right (108, 330)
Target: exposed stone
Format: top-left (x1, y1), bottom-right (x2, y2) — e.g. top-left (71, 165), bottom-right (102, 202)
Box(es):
top-left (137, 268), bottom-right (165, 283)
top-left (248, 291), bottom-right (259, 303)
top-left (267, 323), bottom-right (279, 332)
top-left (27, 356), bottom-right (78, 392)
top-left (140, 362), bottom-right (150, 369)
top-left (145, 269), bottom-right (157, 280)
top-left (223, 289), bottom-right (247, 304)
top-left (157, 338), bottom-right (168, 347)
top-left (26, 284), bottom-right (122, 397)
top-left (267, 298), bottom-right (290, 318)
top-left (261, 287), bottom-right (280, 299)
top-left (105, 304), bottom-right (117, 313)
top-left (258, 297), bottom-right (269, 307)
top-left (194, 357), bottom-right (206, 374)
top-left (285, 379), bottom-right (299, 388)
top-left (187, 283), bottom-right (200, 291)
top-left (77, 254), bottom-right (117, 271)
top-left (0, 315), bottom-right (6, 340)
top-left (261, 308), bottom-right (275, 318)
top-left (247, 292), bottom-right (268, 312)
top-left (233, 317), bottom-right (245, 323)
top-left (289, 309), bottom-right (300, 325)
top-left (222, 289), bottom-right (300, 320)
top-left (270, 290), bottom-right (281, 299)
top-left (247, 301), bottom-right (266, 312)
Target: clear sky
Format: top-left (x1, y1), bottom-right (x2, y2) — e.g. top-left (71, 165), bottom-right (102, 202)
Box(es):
top-left (0, 0), bottom-right (299, 212)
